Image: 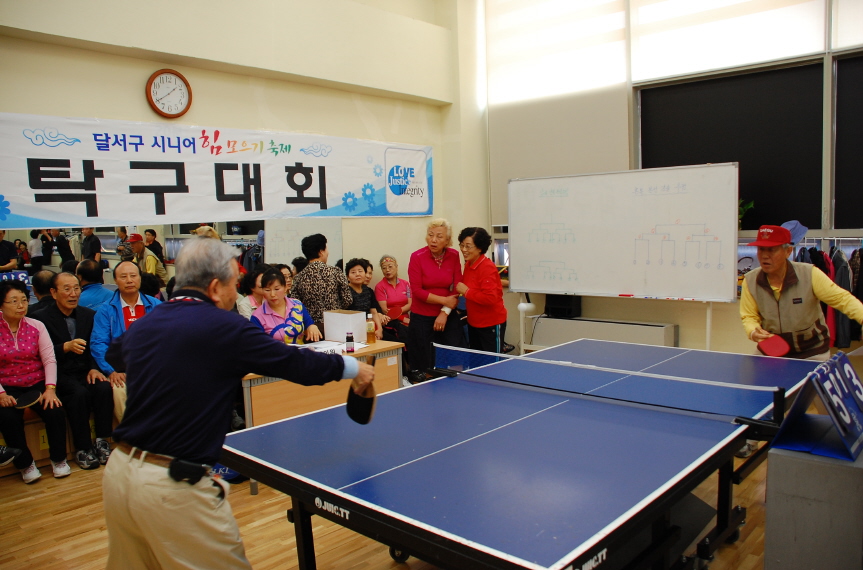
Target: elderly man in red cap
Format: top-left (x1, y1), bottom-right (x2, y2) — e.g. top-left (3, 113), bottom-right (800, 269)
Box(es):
top-left (129, 233), bottom-right (168, 288)
top-left (741, 224), bottom-right (863, 360)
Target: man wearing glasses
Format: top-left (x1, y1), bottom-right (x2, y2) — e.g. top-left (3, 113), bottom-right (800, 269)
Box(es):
top-left (32, 272), bottom-right (114, 469)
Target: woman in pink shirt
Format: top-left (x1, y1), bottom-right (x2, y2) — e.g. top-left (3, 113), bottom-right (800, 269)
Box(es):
top-left (407, 219), bottom-right (465, 383)
top-left (376, 254), bottom-right (412, 377)
top-left (0, 280), bottom-right (70, 484)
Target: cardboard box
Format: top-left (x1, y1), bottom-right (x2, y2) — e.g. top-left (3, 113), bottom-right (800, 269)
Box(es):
top-left (323, 310), bottom-right (367, 343)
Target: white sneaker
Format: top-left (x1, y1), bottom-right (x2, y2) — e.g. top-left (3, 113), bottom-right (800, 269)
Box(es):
top-left (20, 461), bottom-right (41, 484)
top-left (51, 459), bottom-right (71, 478)
top-left (735, 441), bottom-right (757, 459)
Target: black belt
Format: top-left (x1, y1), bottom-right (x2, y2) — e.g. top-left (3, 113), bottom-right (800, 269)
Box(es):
top-left (117, 441), bottom-right (212, 484)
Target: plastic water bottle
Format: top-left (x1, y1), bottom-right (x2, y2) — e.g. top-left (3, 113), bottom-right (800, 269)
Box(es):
top-left (366, 313), bottom-right (376, 344)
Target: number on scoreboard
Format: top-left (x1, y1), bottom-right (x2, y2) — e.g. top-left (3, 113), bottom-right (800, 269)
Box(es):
top-left (772, 353), bottom-right (863, 462)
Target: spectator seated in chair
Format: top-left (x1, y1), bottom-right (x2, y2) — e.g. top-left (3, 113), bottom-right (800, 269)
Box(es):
top-left (236, 263), bottom-right (270, 320)
top-left (28, 269), bottom-right (57, 317)
top-left (345, 258), bottom-right (385, 340)
top-left (32, 272), bottom-right (114, 469)
top-left (251, 269), bottom-right (320, 344)
top-left (0, 279), bottom-right (70, 483)
top-left (76, 259), bottom-right (113, 311)
top-left (91, 261), bottom-right (161, 422)
top-left (375, 254), bottom-right (412, 374)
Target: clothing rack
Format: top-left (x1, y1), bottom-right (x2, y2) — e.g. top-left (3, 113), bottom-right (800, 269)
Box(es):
top-left (224, 238), bottom-right (258, 247)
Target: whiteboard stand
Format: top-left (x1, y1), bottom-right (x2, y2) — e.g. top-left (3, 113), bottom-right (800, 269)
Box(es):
top-left (517, 293), bottom-right (535, 355)
top-left (705, 302), bottom-right (713, 351)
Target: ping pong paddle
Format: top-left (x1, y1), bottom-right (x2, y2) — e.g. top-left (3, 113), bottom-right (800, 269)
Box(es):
top-left (387, 307), bottom-right (402, 320)
top-left (758, 335), bottom-right (790, 357)
top-left (346, 355), bottom-right (376, 425)
top-left (14, 389), bottom-right (42, 409)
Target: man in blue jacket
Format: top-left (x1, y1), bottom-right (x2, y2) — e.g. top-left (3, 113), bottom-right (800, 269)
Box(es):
top-left (91, 261), bottom-right (161, 420)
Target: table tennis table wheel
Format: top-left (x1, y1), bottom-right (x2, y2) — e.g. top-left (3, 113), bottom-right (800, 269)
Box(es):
top-left (388, 546), bottom-right (409, 563)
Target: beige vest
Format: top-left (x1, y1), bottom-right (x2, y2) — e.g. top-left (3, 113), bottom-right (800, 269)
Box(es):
top-left (137, 247), bottom-right (168, 288)
top-left (745, 260), bottom-right (829, 358)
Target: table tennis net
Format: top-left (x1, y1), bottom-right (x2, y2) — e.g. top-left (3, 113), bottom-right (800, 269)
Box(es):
top-left (433, 344), bottom-right (784, 422)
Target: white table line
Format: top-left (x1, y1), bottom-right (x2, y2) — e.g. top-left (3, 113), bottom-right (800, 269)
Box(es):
top-left (338, 400), bottom-right (570, 491)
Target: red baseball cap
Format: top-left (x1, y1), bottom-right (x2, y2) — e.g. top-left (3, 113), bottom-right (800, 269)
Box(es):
top-left (128, 233), bottom-right (144, 243)
top-left (747, 225), bottom-right (792, 247)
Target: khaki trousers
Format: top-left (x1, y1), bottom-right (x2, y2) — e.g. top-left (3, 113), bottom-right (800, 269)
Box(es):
top-left (112, 385), bottom-right (126, 423)
top-left (102, 446), bottom-right (251, 570)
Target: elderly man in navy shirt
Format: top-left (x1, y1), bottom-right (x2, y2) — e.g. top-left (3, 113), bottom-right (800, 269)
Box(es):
top-left (101, 237), bottom-right (375, 570)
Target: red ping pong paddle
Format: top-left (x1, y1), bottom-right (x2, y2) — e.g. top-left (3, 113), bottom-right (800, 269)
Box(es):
top-left (387, 307), bottom-right (402, 320)
top-left (14, 389), bottom-right (42, 409)
top-left (346, 355), bottom-right (377, 425)
top-left (758, 335), bottom-right (790, 357)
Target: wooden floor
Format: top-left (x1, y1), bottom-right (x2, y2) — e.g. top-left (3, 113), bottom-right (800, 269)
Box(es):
top-left (0, 452), bottom-right (767, 570)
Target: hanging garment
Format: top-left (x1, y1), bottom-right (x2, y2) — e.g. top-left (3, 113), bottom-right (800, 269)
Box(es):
top-left (832, 248), bottom-right (852, 348)
top-left (242, 244), bottom-right (264, 272)
top-left (822, 251), bottom-right (836, 346)
top-left (850, 249), bottom-right (862, 342)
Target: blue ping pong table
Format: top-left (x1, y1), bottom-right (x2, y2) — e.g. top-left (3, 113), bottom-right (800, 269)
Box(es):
top-left (221, 339), bottom-right (821, 570)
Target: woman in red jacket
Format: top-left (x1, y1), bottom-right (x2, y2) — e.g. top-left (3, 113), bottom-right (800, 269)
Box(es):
top-left (455, 227), bottom-right (508, 353)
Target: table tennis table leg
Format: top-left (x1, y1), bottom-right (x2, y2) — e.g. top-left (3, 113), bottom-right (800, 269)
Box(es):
top-left (696, 460), bottom-right (746, 562)
top-left (619, 511), bottom-right (693, 570)
top-left (242, 380), bottom-right (259, 495)
top-left (287, 498), bottom-right (317, 570)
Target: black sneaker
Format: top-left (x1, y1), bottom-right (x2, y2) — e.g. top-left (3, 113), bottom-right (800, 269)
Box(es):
top-left (408, 370), bottom-right (428, 385)
top-left (0, 445), bottom-right (22, 467)
top-left (75, 449), bottom-right (100, 470)
top-left (94, 440), bottom-right (111, 465)
top-left (231, 410), bottom-right (246, 431)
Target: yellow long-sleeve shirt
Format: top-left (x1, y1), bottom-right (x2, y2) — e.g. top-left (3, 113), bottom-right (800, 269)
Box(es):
top-left (740, 265), bottom-right (863, 340)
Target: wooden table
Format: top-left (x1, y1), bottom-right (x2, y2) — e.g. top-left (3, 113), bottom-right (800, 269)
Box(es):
top-left (240, 340), bottom-right (404, 494)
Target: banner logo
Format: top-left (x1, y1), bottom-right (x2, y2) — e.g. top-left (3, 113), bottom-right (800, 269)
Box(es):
top-left (385, 148), bottom-right (429, 214)
top-left (388, 165), bottom-right (414, 196)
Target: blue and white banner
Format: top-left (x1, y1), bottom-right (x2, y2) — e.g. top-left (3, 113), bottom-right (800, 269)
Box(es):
top-left (0, 112), bottom-right (433, 228)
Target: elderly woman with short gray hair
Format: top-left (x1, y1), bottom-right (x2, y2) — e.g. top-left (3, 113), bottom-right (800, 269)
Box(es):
top-left (406, 219), bottom-right (465, 383)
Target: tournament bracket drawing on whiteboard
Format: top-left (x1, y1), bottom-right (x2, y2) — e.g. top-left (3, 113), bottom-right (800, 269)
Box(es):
top-left (507, 163), bottom-right (738, 302)
top-left (634, 222), bottom-right (723, 269)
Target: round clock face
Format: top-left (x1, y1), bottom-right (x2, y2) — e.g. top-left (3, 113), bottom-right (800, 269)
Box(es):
top-left (146, 69), bottom-right (192, 118)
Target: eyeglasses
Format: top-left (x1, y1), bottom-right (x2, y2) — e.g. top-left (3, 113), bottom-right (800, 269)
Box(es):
top-left (459, 243), bottom-right (476, 251)
top-left (3, 299), bottom-right (28, 307)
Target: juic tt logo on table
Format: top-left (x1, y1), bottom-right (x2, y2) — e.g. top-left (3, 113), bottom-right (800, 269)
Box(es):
top-left (564, 548), bottom-right (607, 570)
top-left (314, 497), bottom-right (350, 520)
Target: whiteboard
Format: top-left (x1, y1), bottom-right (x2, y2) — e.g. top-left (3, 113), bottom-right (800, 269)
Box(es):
top-left (264, 218), bottom-right (343, 265)
top-left (507, 163), bottom-right (738, 302)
